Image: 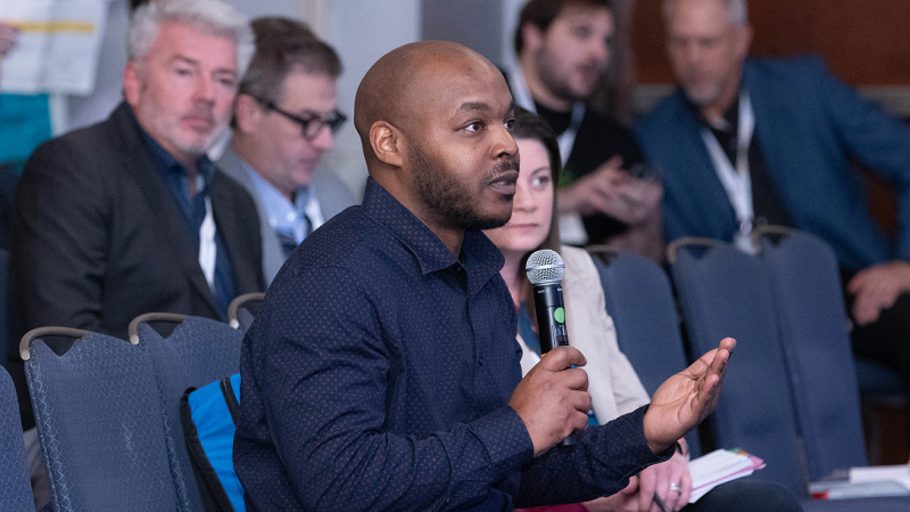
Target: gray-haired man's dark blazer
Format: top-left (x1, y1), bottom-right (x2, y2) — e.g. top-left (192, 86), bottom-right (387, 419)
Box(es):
top-left (10, 102), bottom-right (264, 426)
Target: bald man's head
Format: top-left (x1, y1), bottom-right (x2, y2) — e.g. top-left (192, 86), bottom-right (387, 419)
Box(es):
top-left (353, 41), bottom-right (519, 247)
top-left (354, 41), bottom-right (505, 167)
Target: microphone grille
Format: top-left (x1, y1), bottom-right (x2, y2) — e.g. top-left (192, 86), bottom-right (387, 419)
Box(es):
top-left (526, 249), bottom-right (565, 285)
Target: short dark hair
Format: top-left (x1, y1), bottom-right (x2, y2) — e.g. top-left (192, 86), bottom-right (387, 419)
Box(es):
top-left (239, 16), bottom-right (342, 104)
top-left (514, 0), bottom-right (612, 55)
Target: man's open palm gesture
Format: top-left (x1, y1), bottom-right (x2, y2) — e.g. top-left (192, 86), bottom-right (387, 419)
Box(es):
top-left (643, 337), bottom-right (736, 453)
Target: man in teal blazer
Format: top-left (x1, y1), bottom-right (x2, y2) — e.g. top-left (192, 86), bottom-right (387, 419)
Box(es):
top-left (636, 0), bottom-right (910, 391)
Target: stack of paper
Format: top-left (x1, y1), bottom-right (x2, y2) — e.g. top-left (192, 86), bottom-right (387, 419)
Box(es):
top-left (850, 465), bottom-right (910, 488)
top-left (687, 449), bottom-right (767, 503)
top-left (809, 465), bottom-right (910, 500)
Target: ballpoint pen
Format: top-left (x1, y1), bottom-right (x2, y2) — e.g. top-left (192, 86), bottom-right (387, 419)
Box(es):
top-left (653, 493), bottom-right (671, 512)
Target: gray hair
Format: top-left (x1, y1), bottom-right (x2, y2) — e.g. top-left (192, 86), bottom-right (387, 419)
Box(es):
top-left (662, 0), bottom-right (748, 25)
top-left (128, 0), bottom-right (253, 74)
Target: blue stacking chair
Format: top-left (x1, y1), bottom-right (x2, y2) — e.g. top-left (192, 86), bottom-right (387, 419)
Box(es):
top-left (0, 364), bottom-right (33, 511)
top-left (0, 249), bottom-right (9, 373)
top-left (592, 250), bottom-right (701, 457)
top-left (21, 327), bottom-right (184, 511)
top-left (130, 313), bottom-right (245, 511)
top-left (756, 227), bottom-right (868, 478)
top-left (668, 238), bottom-right (809, 496)
top-left (227, 292), bottom-right (266, 333)
top-left (755, 227), bottom-right (910, 511)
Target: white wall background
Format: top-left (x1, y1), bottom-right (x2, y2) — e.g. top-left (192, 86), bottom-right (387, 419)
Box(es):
top-left (312, 0), bottom-right (422, 195)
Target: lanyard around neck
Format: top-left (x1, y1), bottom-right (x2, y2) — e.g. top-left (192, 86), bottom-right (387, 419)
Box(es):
top-left (700, 91), bottom-right (756, 252)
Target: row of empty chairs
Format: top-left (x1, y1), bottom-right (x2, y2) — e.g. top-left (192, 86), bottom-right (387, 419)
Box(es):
top-left (593, 227), bottom-right (909, 510)
top-left (0, 293), bottom-right (263, 511)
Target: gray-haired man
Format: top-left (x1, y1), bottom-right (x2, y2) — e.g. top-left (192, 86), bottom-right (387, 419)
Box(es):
top-left (11, 3), bottom-right (264, 503)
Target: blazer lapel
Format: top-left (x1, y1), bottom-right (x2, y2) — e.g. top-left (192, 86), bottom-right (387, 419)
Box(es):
top-left (670, 95), bottom-right (739, 238)
top-left (110, 104), bottom-right (220, 316)
top-left (744, 61), bottom-right (796, 212)
top-left (210, 172), bottom-right (260, 295)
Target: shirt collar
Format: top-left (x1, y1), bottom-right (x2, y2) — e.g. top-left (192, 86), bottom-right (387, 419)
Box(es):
top-left (684, 89), bottom-right (741, 133)
top-left (241, 157), bottom-right (314, 237)
top-left (361, 178), bottom-right (504, 282)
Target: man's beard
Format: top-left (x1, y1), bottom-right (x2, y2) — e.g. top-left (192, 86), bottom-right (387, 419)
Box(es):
top-left (535, 48), bottom-right (601, 104)
top-left (681, 79), bottom-right (723, 108)
top-left (410, 143), bottom-right (517, 231)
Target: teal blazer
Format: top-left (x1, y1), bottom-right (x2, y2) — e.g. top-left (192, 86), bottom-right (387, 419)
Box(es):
top-left (636, 57), bottom-right (910, 271)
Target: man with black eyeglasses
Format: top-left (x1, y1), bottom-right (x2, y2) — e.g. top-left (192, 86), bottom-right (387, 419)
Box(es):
top-left (222, 16), bottom-right (357, 284)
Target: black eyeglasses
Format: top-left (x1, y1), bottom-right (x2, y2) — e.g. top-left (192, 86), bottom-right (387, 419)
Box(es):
top-left (257, 97), bottom-right (347, 141)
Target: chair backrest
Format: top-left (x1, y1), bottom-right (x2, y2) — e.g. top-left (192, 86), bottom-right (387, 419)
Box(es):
top-left (131, 313), bottom-right (245, 511)
top-left (0, 364), bottom-right (33, 511)
top-left (21, 327), bottom-right (183, 511)
top-left (757, 227), bottom-right (868, 478)
top-left (227, 292), bottom-right (265, 332)
top-left (668, 239), bottom-right (809, 496)
top-left (593, 251), bottom-right (701, 457)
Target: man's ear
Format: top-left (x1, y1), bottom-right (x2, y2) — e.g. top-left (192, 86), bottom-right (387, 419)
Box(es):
top-left (123, 60), bottom-right (141, 107)
top-left (234, 94), bottom-right (263, 133)
top-left (370, 121), bottom-right (404, 168)
top-left (735, 23), bottom-right (754, 59)
top-left (521, 22), bottom-right (545, 55)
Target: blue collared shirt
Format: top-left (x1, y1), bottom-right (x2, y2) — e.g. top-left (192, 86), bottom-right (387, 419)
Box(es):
top-left (236, 178), bottom-right (664, 511)
top-left (242, 159), bottom-right (320, 245)
top-left (129, 106), bottom-right (235, 315)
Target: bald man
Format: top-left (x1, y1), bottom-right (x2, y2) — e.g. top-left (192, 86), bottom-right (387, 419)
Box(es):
top-left (235, 41), bottom-right (734, 511)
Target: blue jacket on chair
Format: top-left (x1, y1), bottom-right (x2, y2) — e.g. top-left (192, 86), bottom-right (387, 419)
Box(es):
top-left (635, 56), bottom-right (910, 272)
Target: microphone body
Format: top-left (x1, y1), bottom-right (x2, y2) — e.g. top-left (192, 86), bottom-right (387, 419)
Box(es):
top-left (526, 249), bottom-right (576, 446)
top-left (532, 281), bottom-right (569, 354)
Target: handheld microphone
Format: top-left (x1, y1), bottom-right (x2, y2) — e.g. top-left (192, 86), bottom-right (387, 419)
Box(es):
top-left (526, 249), bottom-right (577, 446)
top-left (526, 249), bottom-right (569, 354)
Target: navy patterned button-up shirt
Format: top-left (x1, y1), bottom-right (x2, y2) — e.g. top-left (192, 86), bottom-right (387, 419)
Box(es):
top-left (236, 178), bottom-right (664, 511)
